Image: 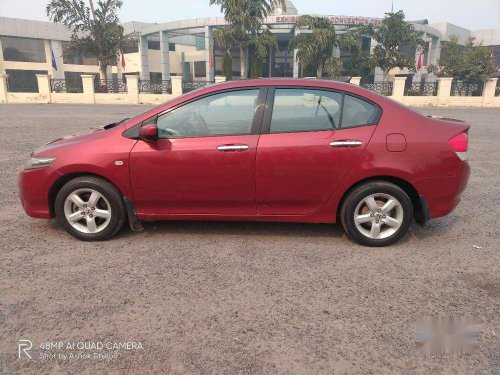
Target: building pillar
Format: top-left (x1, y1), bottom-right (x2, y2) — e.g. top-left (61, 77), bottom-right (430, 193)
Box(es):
top-left (268, 45), bottom-right (273, 78)
top-left (126, 74), bottom-right (140, 104)
top-left (0, 38), bottom-right (5, 74)
top-left (160, 31), bottom-right (171, 80)
top-left (292, 29), bottom-right (300, 78)
top-left (50, 40), bottom-right (65, 79)
top-left (36, 74), bottom-right (51, 103)
top-left (171, 76), bottom-right (183, 96)
top-left (0, 74), bottom-right (8, 103)
top-left (215, 76), bottom-right (226, 83)
top-left (392, 76), bottom-right (406, 101)
top-left (370, 38), bottom-right (384, 82)
top-left (240, 47), bottom-right (247, 78)
top-left (350, 77), bottom-right (362, 85)
top-left (332, 46), bottom-right (341, 58)
top-left (292, 49), bottom-right (299, 78)
top-left (139, 35), bottom-right (150, 81)
top-left (427, 36), bottom-right (441, 82)
top-left (482, 78), bottom-right (498, 107)
top-left (81, 74), bottom-right (96, 104)
top-left (437, 77), bottom-right (453, 106)
top-left (205, 26), bottom-right (215, 81)
top-left (116, 53), bottom-right (123, 80)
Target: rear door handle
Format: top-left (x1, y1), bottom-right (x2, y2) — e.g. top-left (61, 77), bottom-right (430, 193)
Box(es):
top-left (329, 140), bottom-right (363, 148)
top-left (217, 144), bottom-right (250, 152)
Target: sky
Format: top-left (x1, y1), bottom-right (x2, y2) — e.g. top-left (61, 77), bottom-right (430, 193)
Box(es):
top-left (0, 0), bottom-right (499, 30)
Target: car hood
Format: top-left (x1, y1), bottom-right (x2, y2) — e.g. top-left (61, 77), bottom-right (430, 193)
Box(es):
top-left (33, 125), bottom-right (122, 156)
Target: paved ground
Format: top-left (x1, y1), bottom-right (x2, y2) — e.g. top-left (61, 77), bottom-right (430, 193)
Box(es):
top-left (0, 104), bottom-right (499, 375)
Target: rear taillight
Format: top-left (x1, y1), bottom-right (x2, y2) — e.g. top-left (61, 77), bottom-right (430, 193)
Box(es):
top-left (448, 133), bottom-right (468, 161)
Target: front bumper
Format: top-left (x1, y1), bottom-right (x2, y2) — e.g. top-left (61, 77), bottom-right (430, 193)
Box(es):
top-left (18, 167), bottom-right (60, 219)
top-left (412, 161), bottom-right (471, 219)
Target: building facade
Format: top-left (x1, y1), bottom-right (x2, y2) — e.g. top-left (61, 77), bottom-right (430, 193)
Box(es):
top-left (1, 0), bottom-right (499, 92)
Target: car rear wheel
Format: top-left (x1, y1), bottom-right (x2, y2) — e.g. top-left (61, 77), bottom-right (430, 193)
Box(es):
top-left (340, 181), bottom-right (413, 247)
top-left (55, 176), bottom-right (126, 241)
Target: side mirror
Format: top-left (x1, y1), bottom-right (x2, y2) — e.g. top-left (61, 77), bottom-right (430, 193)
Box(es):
top-left (139, 124), bottom-right (158, 141)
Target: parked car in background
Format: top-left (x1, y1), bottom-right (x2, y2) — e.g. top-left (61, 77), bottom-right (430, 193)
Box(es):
top-left (19, 79), bottom-right (470, 246)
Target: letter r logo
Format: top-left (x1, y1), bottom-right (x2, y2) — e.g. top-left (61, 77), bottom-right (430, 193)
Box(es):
top-left (18, 340), bottom-right (32, 359)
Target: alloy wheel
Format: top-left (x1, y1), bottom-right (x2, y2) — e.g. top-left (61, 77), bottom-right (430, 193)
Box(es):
top-left (63, 188), bottom-right (112, 234)
top-left (353, 193), bottom-right (404, 240)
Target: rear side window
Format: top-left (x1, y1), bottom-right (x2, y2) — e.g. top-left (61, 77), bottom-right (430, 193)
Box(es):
top-left (270, 89), bottom-right (342, 133)
top-left (268, 88), bottom-right (380, 133)
top-left (341, 95), bottom-right (379, 128)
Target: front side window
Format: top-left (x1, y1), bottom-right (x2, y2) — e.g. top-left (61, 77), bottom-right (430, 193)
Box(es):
top-left (270, 89), bottom-right (342, 133)
top-left (156, 89), bottom-right (260, 138)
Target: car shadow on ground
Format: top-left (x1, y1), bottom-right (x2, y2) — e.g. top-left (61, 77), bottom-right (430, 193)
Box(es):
top-left (133, 220), bottom-right (345, 239)
top-left (408, 214), bottom-right (460, 240)
top-left (49, 218), bottom-right (345, 240)
top-left (48, 215), bottom-right (461, 243)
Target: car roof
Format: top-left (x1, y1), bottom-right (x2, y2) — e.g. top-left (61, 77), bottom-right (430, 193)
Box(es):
top-left (197, 78), bottom-right (391, 105)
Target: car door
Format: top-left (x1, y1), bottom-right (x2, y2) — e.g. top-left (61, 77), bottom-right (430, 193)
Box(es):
top-left (256, 87), bottom-right (380, 216)
top-left (129, 87), bottom-right (266, 218)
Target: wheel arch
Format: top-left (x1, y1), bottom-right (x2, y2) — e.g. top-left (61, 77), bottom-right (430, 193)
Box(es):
top-left (335, 175), bottom-right (424, 224)
top-left (48, 172), bottom-right (125, 218)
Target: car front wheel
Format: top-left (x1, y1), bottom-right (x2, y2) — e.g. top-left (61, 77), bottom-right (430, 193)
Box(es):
top-left (340, 181), bottom-right (413, 247)
top-left (55, 176), bottom-right (126, 241)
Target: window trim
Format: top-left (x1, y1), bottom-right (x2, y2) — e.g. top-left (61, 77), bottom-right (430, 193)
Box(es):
top-left (123, 86), bottom-right (268, 140)
top-left (261, 86), bottom-right (382, 135)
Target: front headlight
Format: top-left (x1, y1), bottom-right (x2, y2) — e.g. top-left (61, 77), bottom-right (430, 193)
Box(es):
top-left (25, 157), bottom-right (56, 170)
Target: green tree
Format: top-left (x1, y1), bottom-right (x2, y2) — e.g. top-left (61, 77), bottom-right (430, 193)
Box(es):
top-left (362, 10), bottom-right (424, 80)
top-left (342, 43), bottom-right (374, 78)
top-left (429, 35), bottom-right (498, 81)
top-left (210, 0), bottom-right (285, 78)
top-left (46, 0), bottom-right (136, 82)
top-left (290, 15), bottom-right (356, 78)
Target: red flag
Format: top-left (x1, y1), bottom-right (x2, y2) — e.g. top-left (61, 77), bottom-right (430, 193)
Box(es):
top-left (209, 50), bottom-right (214, 69)
top-left (121, 52), bottom-right (126, 70)
top-left (417, 52), bottom-right (422, 71)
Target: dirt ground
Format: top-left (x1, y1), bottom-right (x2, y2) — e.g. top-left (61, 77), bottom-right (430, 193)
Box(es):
top-left (0, 104), bottom-right (499, 375)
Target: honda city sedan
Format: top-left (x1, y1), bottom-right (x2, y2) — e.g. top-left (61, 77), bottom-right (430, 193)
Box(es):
top-left (19, 79), bottom-right (470, 246)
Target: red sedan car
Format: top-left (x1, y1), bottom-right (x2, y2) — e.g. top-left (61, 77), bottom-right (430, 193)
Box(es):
top-left (19, 79), bottom-right (470, 246)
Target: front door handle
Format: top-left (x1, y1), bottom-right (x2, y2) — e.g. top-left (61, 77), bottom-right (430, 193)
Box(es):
top-left (217, 144), bottom-right (250, 152)
top-left (329, 140), bottom-right (363, 148)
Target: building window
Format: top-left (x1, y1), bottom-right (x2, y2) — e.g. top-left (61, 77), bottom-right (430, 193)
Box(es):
top-left (150, 72), bottom-right (162, 82)
top-left (148, 40), bottom-right (160, 50)
top-left (147, 41), bottom-right (174, 51)
top-left (122, 42), bottom-right (139, 54)
top-left (194, 61), bottom-right (206, 78)
top-left (6, 69), bottom-right (48, 92)
top-left (61, 42), bottom-right (98, 65)
top-left (1, 36), bottom-right (46, 63)
top-left (195, 37), bottom-right (205, 51)
top-left (63, 72), bottom-right (98, 92)
top-left (490, 45), bottom-right (500, 65)
top-left (361, 37), bottom-right (371, 52)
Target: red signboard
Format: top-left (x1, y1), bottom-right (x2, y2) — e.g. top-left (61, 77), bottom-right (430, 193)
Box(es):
top-left (271, 15), bottom-right (383, 26)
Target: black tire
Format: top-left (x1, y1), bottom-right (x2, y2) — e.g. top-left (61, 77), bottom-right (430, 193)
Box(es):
top-left (55, 176), bottom-right (126, 241)
top-left (340, 181), bottom-right (413, 247)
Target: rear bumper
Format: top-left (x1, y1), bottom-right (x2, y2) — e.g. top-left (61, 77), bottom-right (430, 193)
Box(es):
top-left (412, 161), bottom-right (470, 219)
top-left (18, 168), bottom-right (60, 219)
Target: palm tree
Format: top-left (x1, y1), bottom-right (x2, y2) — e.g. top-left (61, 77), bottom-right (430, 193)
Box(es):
top-left (290, 15), bottom-right (357, 78)
top-left (46, 0), bottom-right (137, 82)
top-left (210, 0), bottom-right (286, 78)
